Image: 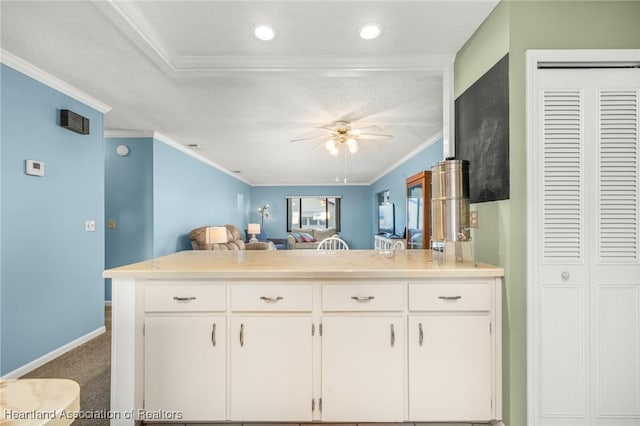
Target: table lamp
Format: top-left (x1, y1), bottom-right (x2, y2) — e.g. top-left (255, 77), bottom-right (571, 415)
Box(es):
top-left (248, 223), bottom-right (261, 243)
top-left (205, 226), bottom-right (228, 246)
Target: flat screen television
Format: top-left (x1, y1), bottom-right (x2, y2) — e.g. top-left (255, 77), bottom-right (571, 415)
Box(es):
top-left (378, 203), bottom-right (395, 235)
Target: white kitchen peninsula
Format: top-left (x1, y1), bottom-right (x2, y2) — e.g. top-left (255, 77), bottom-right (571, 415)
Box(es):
top-left (104, 249), bottom-right (504, 426)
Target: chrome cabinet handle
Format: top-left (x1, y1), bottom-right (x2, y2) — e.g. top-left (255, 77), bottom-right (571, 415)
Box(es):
top-left (240, 323), bottom-right (244, 347)
top-left (561, 271), bottom-right (570, 281)
top-left (173, 296), bottom-right (196, 301)
top-left (351, 296), bottom-right (375, 301)
top-left (419, 323), bottom-right (424, 346)
top-left (211, 323), bottom-right (216, 347)
top-left (438, 296), bottom-right (462, 301)
top-left (390, 324), bottom-right (395, 347)
top-left (260, 296), bottom-right (284, 301)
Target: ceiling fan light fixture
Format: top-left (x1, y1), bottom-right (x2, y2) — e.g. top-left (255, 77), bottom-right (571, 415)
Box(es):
top-left (329, 147), bottom-right (339, 156)
top-left (254, 25), bottom-right (275, 41)
top-left (325, 139), bottom-right (337, 151)
top-left (347, 138), bottom-right (358, 153)
top-left (359, 23), bottom-right (382, 40)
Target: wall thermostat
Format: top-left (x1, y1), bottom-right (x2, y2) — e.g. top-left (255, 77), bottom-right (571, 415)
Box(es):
top-left (116, 145), bottom-right (130, 156)
top-left (26, 160), bottom-right (45, 176)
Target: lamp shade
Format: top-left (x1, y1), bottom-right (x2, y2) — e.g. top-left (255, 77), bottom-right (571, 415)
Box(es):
top-left (247, 223), bottom-right (261, 235)
top-left (206, 226), bottom-right (228, 244)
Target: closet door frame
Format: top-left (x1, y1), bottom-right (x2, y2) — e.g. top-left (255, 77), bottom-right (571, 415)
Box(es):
top-left (526, 49), bottom-right (640, 426)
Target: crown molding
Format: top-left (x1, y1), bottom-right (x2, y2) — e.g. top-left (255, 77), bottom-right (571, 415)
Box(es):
top-left (104, 129), bottom-right (251, 185)
top-left (151, 132), bottom-right (252, 186)
top-left (92, 0), bottom-right (177, 74)
top-left (94, 0), bottom-right (454, 75)
top-left (173, 54), bottom-right (455, 75)
top-left (251, 182), bottom-right (370, 187)
top-left (104, 130), bottom-right (155, 139)
top-left (370, 130), bottom-right (443, 184)
top-left (0, 49), bottom-right (111, 113)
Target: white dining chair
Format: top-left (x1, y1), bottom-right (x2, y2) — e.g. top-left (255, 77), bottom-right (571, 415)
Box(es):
top-left (391, 240), bottom-right (406, 250)
top-left (316, 236), bottom-right (349, 251)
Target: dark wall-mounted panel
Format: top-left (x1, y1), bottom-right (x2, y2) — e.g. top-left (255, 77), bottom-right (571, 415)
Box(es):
top-left (61, 109), bottom-right (90, 135)
top-left (455, 53), bottom-right (509, 204)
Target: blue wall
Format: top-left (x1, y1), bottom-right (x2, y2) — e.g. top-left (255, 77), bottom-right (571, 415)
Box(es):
top-left (250, 140), bottom-right (443, 250)
top-left (104, 137), bottom-right (154, 301)
top-left (1, 64), bottom-right (105, 376)
top-left (369, 139), bottom-right (444, 238)
top-left (251, 185), bottom-right (372, 249)
top-left (104, 137), bottom-right (252, 300)
top-left (152, 141), bottom-right (252, 257)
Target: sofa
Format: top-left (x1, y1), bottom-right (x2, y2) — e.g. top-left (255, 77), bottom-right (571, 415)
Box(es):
top-left (244, 229), bottom-right (288, 250)
top-left (190, 224), bottom-right (275, 250)
top-left (287, 227), bottom-right (338, 249)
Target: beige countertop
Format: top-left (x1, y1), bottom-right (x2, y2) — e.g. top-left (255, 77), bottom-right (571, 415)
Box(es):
top-left (0, 379), bottom-right (80, 426)
top-left (103, 249), bottom-right (503, 280)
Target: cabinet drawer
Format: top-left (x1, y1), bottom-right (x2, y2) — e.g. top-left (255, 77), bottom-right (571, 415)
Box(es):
top-left (322, 284), bottom-right (404, 311)
top-left (409, 283), bottom-right (491, 311)
top-left (145, 283), bottom-right (226, 312)
top-left (230, 284), bottom-right (312, 312)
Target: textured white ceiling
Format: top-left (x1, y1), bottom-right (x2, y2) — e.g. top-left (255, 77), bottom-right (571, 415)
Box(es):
top-left (0, 1), bottom-right (498, 185)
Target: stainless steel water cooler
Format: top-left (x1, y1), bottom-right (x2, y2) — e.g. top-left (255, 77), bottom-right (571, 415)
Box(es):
top-left (431, 158), bottom-right (474, 263)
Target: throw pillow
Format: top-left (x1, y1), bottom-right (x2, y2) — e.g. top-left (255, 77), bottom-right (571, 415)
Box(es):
top-left (300, 232), bottom-right (317, 242)
top-left (291, 232), bottom-right (302, 242)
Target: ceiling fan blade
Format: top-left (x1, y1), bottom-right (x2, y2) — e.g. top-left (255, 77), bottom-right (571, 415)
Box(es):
top-left (358, 133), bottom-right (394, 140)
top-left (352, 125), bottom-right (384, 132)
top-left (290, 135), bottom-right (325, 143)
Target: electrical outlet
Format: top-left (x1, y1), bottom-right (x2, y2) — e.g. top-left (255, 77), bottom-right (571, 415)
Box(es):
top-left (108, 219), bottom-right (116, 229)
top-left (85, 220), bottom-right (96, 232)
top-left (470, 210), bottom-right (479, 228)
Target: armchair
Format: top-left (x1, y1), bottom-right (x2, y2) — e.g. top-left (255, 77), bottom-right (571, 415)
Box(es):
top-left (190, 224), bottom-right (275, 250)
top-left (244, 229), bottom-right (288, 250)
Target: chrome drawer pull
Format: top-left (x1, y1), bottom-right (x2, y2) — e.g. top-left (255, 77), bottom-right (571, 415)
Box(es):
top-left (419, 323), bottom-right (424, 346)
top-left (438, 296), bottom-right (462, 301)
top-left (260, 296), bottom-right (284, 301)
top-left (211, 323), bottom-right (216, 347)
top-left (351, 296), bottom-right (375, 301)
top-left (173, 296), bottom-right (197, 302)
top-left (390, 324), bottom-right (395, 347)
top-left (240, 324), bottom-right (244, 347)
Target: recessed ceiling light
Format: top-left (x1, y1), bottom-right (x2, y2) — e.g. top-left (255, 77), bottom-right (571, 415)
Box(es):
top-left (254, 26), bottom-right (275, 41)
top-left (359, 23), bottom-right (382, 40)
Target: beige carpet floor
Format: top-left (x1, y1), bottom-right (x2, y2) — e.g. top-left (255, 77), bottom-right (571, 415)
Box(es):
top-left (21, 306), bottom-right (111, 426)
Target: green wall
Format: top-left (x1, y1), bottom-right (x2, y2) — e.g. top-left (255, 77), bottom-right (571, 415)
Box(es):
top-left (454, 1), bottom-right (640, 425)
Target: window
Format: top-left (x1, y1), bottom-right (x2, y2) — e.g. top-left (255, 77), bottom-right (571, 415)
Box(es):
top-left (286, 196), bottom-right (341, 232)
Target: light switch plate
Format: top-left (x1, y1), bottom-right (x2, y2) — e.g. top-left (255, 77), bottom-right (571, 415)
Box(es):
top-left (25, 160), bottom-right (45, 176)
top-left (470, 210), bottom-right (479, 228)
top-left (85, 220), bottom-right (96, 232)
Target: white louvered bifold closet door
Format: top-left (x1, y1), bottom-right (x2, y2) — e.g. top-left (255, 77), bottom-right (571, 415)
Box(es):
top-left (533, 68), bottom-right (640, 426)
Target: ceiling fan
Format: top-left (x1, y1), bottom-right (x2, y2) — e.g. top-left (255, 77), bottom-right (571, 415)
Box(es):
top-left (290, 121), bottom-right (393, 155)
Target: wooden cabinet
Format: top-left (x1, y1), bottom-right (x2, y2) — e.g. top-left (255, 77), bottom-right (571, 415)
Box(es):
top-left (321, 283), bottom-right (404, 421)
top-left (406, 170), bottom-right (432, 249)
top-left (408, 315), bottom-right (492, 421)
top-left (125, 277), bottom-right (502, 425)
top-left (230, 316), bottom-right (313, 421)
top-left (321, 316), bottom-right (404, 422)
top-left (229, 283), bottom-right (313, 421)
top-left (144, 315), bottom-right (226, 421)
top-left (407, 282), bottom-right (495, 421)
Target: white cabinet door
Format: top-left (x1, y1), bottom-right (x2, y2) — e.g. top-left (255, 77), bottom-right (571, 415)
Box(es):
top-left (408, 315), bottom-right (492, 421)
top-left (230, 316), bottom-right (313, 421)
top-left (321, 315), bottom-right (404, 422)
top-left (144, 315), bottom-right (226, 421)
top-left (531, 67), bottom-right (640, 425)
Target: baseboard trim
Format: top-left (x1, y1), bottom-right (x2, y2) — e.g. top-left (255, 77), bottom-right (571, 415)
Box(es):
top-left (1, 326), bottom-right (106, 379)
